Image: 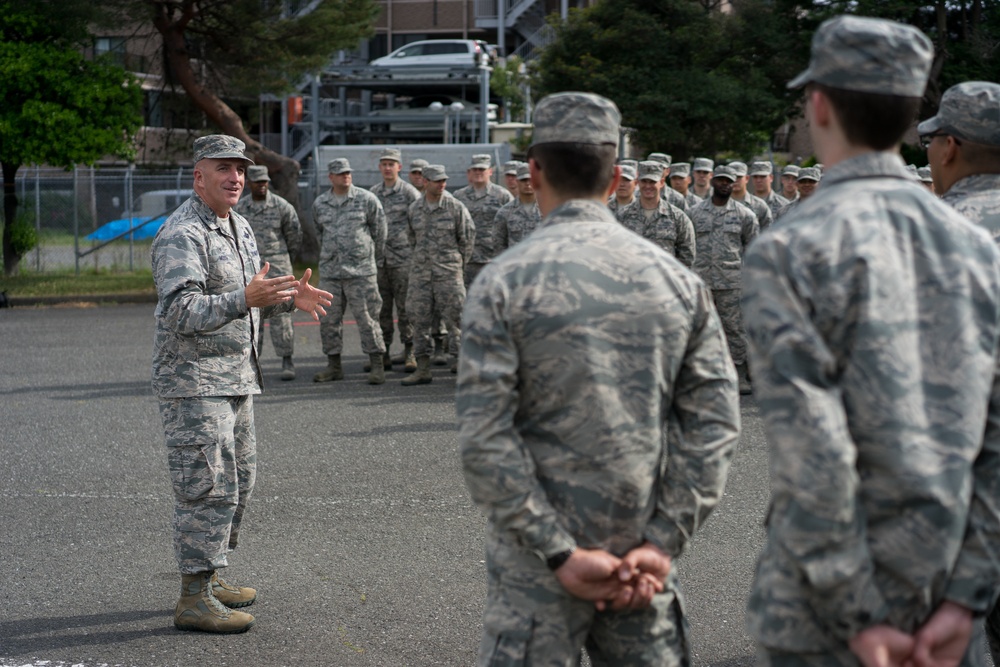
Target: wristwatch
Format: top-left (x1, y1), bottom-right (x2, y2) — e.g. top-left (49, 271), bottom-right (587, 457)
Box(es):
top-left (546, 547), bottom-right (576, 571)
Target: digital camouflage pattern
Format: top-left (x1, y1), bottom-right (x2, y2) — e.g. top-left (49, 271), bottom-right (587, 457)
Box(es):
top-left (493, 197), bottom-right (542, 251)
top-left (234, 190), bottom-right (302, 358)
top-left (193, 135), bottom-right (254, 163)
top-left (760, 190), bottom-right (791, 221)
top-left (377, 265), bottom-right (412, 347)
top-left (530, 92), bottom-right (620, 146)
top-left (607, 194), bottom-right (635, 216)
top-left (152, 193), bottom-right (294, 398)
top-left (159, 395), bottom-right (255, 574)
top-left (407, 190), bottom-right (475, 357)
top-left (617, 198), bottom-right (696, 268)
top-left (787, 15), bottom-right (933, 96)
top-left (917, 81), bottom-right (1000, 145)
top-left (688, 197), bottom-right (758, 290)
top-left (943, 174), bottom-right (1000, 245)
top-left (312, 185), bottom-right (386, 279)
top-left (313, 185), bottom-right (387, 356)
top-left (458, 198), bottom-right (739, 662)
top-left (371, 176), bottom-right (420, 268)
top-left (734, 191), bottom-right (775, 232)
top-left (454, 180), bottom-right (514, 269)
top-left (743, 151), bottom-right (1000, 652)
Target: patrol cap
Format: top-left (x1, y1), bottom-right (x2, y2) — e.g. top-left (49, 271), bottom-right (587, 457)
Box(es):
top-left (503, 160), bottom-right (522, 175)
top-left (378, 148), bottom-right (402, 163)
top-left (917, 166), bottom-right (933, 182)
top-left (409, 159), bottom-right (429, 173)
top-left (470, 154), bottom-right (492, 169)
top-left (531, 92), bottom-right (620, 147)
top-left (797, 167), bottom-right (821, 182)
top-left (328, 158), bottom-right (351, 174)
top-left (422, 164), bottom-right (448, 182)
top-left (670, 162), bottom-right (691, 178)
top-left (516, 164), bottom-right (531, 180)
top-left (621, 159), bottom-right (639, 170)
top-left (247, 165), bottom-right (270, 182)
top-left (905, 164), bottom-right (919, 179)
top-left (620, 164), bottom-right (637, 181)
top-left (193, 135), bottom-right (254, 163)
top-left (916, 81), bottom-right (1000, 146)
top-left (648, 152), bottom-right (672, 168)
top-left (788, 15), bottom-right (933, 97)
top-left (728, 161), bottom-right (749, 177)
top-left (638, 161), bottom-right (665, 181)
top-left (781, 164), bottom-right (801, 177)
top-left (750, 161), bottom-right (773, 176)
top-left (713, 165), bottom-right (738, 181)
top-left (693, 157), bottom-right (714, 172)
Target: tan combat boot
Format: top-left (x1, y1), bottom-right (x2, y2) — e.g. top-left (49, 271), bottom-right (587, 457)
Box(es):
top-left (368, 353), bottom-right (386, 385)
top-left (174, 572), bottom-right (254, 634)
top-left (403, 343), bottom-right (417, 373)
top-left (401, 355), bottom-right (432, 385)
top-left (313, 354), bottom-right (343, 382)
top-left (210, 571), bottom-right (257, 609)
top-left (431, 337), bottom-right (448, 366)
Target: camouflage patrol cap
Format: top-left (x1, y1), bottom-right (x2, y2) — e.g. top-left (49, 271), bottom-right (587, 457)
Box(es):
top-left (781, 164), bottom-right (801, 177)
top-left (516, 163), bottom-right (531, 180)
top-left (638, 161), bottom-right (665, 181)
top-left (797, 167), bottom-right (821, 182)
top-left (409, 159), bottom-right (429, 173)
top-left (422, 164), bottom-right (448, 182)
top-left (503, 160), bottom-right (522, 175)
top-left (750, 161), bottom-right (773, 176)
top-left (378, 148), bottom-right (402, 163)
top-left (328, 158), bottom-right (352, 174)
top-left (693, 157), bottom-right (714, 172)
top-left (620, 164), bottom-right (637, 181)
top-left (916, 81), bottom-right (1000, 146)
top-left (713, 165), bottom-right (738, 181)
top-left (788, 15), bottom-right (933, 97)
top-left (917, 166), bottom-right (933, 182)
top-left (728, 161), bottom-right (749, 177)
top-left (648, 152), bottom-right (672, 168)
top-left (247, 165), bottom-right (270, 182)
top-left (531, 92), bottom-right (620, 147)
top-left (470, 154), bottom-right (492, 169)
top-left (621, 159), bottom-right (639, 170)
top-left (670, 162), bottom-right (691, 178)
top-left (193, 135), bottom-right (254, 163)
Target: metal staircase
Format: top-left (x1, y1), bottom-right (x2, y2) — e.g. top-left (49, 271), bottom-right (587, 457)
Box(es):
top-left (474, 0), bottom-right (553, 59)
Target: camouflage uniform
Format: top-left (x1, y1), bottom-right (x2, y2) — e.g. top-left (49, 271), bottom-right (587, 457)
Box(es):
top-left (407, 186), bottom-right (475, 358)
top-left (234, 185), bottom-right (301, 359)
top-left (371, 175), bottom-right (421, 350)
top-left (459, 92), bottom-right (740, 667)
top-left (940, 174), bottom-right (1000, 239)
top-left (493, 198), bottom-right (542, 251)
top-left (760, 190), bottom-right (790, 221)
top-left (312, 182), bottom-right (387, 356)
top-left (746, 18), bottom-right (1000, 666)
top-left (153, 184), bottom-right (294, 574)
top-left (687, 195), bottom-right (758, 365)
top-left (729, 163), bottom-right (774, 232)
top-left (454, 170), bottom-right (514, 287)
top-left (616, 197), bottom-right (696, 269)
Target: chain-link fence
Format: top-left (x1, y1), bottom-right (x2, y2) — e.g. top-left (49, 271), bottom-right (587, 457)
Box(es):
top-left (7, 165), bottom-right (318, 274)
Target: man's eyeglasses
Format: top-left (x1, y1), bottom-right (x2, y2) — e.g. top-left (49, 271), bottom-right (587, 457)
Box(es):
top-left (919, 132), bottom-right (960, 150)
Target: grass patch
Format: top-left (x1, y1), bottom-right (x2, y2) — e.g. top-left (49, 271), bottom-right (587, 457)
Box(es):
top-left (2, 269), bottom-right (156, 297)
top-left (2, 262), bottom-right (321, 298)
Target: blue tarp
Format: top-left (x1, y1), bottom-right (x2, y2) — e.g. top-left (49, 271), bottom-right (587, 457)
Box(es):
top-left (86, 215), bottom-right (166, 241)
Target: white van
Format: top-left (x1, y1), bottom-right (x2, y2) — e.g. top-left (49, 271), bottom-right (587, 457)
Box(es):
top-left (369, 40), bottom-right (497, 78)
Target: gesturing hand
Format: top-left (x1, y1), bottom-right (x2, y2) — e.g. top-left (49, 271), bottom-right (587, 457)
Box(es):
top-left (245, 262), bottom-right (298, 308)
top-left (291, 268), bottom-right (333, 321)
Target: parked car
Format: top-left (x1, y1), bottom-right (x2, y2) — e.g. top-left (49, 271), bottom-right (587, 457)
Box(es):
top-left (368, 40), bottom-right (497, 79)
top-left (368, 95), bottom-right (498, 134)
top-left (87, 189), bottom-right (192, 241)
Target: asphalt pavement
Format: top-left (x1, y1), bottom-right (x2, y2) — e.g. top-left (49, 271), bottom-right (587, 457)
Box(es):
top-left (0, 303), bottom-right (770, 667)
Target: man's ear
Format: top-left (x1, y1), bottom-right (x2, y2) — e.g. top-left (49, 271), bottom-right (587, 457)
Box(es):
top-left (808, 88), bottom-right (832, 129)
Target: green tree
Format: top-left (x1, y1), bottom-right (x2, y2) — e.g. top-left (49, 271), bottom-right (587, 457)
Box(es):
top-left (533, 0), bottom-right (790, 158)
top-left (0, 0), bottom-right (143, 276)
top-left (492, 56), bottom-right (531, 123)
top-left (102, 0), bottom-right (379, 250)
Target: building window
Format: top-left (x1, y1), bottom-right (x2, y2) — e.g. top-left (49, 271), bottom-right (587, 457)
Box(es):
top-left (94, 37), bottom-right (127, 68)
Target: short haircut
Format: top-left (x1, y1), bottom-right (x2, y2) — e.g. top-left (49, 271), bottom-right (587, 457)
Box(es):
top-left (811, 83), bottom-right (921, 151)
top-left (527, 142), bottom-right (617, 198)
top-left (960, 141), bottom-right (1000, 173)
